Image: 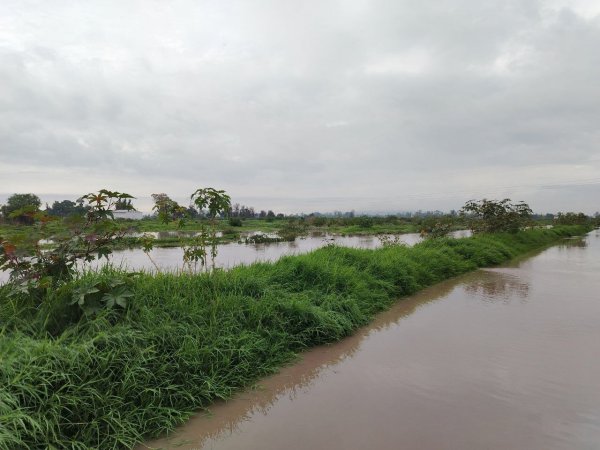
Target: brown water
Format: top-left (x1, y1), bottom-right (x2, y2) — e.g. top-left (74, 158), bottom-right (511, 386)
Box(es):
top-left (141, 230), bottom-right (600, 450)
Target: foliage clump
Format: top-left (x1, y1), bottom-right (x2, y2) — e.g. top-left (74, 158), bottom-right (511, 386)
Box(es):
top-left (0, 189), bottom-right (135, 306)
top-left (418, 215), bottom-right (454, 239)
top-left (144, 188), bottom-right (232, 272)
top-left (0, 193), bottom-right (41, 225)
top-left (554, 212), bottom-right (589, 226)
top-left (460, 198), bottom-right (532, 233)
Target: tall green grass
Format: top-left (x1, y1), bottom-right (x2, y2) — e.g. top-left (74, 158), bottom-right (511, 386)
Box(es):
top-left (0, 225), bottom-right (590, 449)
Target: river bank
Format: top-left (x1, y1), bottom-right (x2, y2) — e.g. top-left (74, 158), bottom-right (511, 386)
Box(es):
top-left (0, 225), bottom-right (590, 449)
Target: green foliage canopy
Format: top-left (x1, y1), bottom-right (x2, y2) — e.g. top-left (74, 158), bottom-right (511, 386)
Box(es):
top-left (460, 198), bottom-right (532, 233)
top-left (1, 193), bottom-right (41, 224)
top-left (46, 199), bottom-right (87, 217)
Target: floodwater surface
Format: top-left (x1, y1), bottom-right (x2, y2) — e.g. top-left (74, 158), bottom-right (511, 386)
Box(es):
top-left (96, 231), bottom-right (458, 274)
top-left (142, 230), bottom-right (600, 450)
top-left (0, 231), bottom-right (471, 284)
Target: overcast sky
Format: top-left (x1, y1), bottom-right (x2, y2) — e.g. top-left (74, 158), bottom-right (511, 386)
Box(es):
top-left (1, 0), bottom-right (599, 214)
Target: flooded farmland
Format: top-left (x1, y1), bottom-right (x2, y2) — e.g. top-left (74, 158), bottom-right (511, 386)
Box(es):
top-left (142, 230), bottom-right (600, 450)
top-left (106, 232), bottom-right (425, 273)
top-left (1, 231), bottom-right (470, 284)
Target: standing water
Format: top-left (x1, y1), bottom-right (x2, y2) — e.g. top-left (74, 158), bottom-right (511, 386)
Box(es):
top-left (0, 231), bottom-right (472, 283)
top-left (105, 232), bottom-right (427, 273)
top-left (142, 230), bottom-right (600, 450)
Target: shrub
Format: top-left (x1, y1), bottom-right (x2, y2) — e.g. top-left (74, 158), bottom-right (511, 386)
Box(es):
top-left (228, 217), bottom-right (243, 227)
top-left (460, 198), bottom-right (532, 233)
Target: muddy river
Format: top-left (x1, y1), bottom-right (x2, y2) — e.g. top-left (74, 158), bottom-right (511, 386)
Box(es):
top-left (141, 230), bottom-right (600, 450)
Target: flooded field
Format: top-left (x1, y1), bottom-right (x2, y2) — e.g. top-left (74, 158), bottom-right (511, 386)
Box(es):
top-left (106, 232), bottom-right (425, 273)
top-left (0, 234), bottom-right (372, 284)
top-left (142, 230), bottom-right (600, 450)
top-left (2, 231), bottom-right (472, 284)
top-left (0, 231), bottom-right (429, 284)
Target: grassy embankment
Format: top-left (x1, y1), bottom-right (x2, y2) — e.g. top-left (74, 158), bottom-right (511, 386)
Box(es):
top-left (0, 225), bottom-right (590, 449)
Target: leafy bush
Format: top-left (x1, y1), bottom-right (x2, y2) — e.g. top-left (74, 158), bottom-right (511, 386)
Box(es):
top-left (0, 189), bottom-right (135, 302)
top-left (1, 193), bottom-right (41, 225)
top-left (554, 212), bottom-right (589, 225)
top-left (460, 198), bottom-right (532, 233)
top-left (228, 217), bottom-right (243, 227)
top-left (419, 216), bottom-right (454, 238)
top-left (356, 216), bottom-right (374, 228)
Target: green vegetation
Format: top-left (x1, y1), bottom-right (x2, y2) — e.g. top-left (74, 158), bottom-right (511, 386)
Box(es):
top-left (0, 190), bottom-right (135, 289)
top-left (0, 225), bottom-right (590, 449)
top-left (0, 193), bottom-right (41, 225)
top-left (45, 199), bottom-right (88, 218)
top-left (129, 215), bottom-right (424, 236)
top-left (554, 211), bottom-right (590, 225)
top-left (460, 198), bottom-right (532, 233)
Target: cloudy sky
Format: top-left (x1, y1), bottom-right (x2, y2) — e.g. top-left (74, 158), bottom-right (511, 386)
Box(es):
top-left (1, 0), bottom-right (599, 214)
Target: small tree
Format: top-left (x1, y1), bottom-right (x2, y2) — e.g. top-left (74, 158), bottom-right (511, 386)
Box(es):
top-left (187, 187), bottom-right (231, 271)
top-left (151, 193), bottom-right (186, 224)
top-left (554, 212), bottom-right (589, 225)
top-left (419, 215), bottom-right (454, 239)
top-left (114, 198), bottom-right (134, 210)
top-left (46, 199), bottom-right (88, 217)
top-left (1, 193), bottom-right (42, 224)
top-left (141, 188), bottom-right (231, 273)
top-left (460, 198), bottom-right (532, 233)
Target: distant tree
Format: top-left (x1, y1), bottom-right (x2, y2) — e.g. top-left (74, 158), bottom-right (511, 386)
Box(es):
top-left (186, 205), bottom-right (200, 219)
top-left (114, 198), bottom-right (135, 210)
top-left (259, 210), bottom-right (267, 218)
top-left (357, 216), bottom-right (373, 228)
top-left (554, 212), bottom-right (589, 225)
top-left (310, 216), bottom-right (327, 226)
top-left (230, 203), bottom-right (241, 217)
top-left (419, 215), bottom-right (454, 239)
top-left (46, 199), bottom-right (88, 217)
top-left (241, 205), bottom-right (255, 218)
top-left (1, 193), bottom-right (42, 224)
top-left (151, 193), bottom-right (186, 224)
top-left (460, 198), bottom-right (532, 233)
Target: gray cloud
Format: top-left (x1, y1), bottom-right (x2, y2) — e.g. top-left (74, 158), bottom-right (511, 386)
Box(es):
top-left (1, 0), bottom-right (599, 213)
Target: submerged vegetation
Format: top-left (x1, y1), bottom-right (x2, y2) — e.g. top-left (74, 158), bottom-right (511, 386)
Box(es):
top-left (0, 223), bottom-right (591, 449)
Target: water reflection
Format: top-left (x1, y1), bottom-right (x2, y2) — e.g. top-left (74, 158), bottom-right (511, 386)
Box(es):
top-left (557, 237), bottom-right (587, 248)
top-left (463, 270), bottom-right (530, 303)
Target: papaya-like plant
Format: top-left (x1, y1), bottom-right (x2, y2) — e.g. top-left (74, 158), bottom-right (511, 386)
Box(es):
top-left (0, 189), bottom-right (135, 297)
top-left (187, 187), bottom-right (231, 271)
top-left (139, 187), bottom-right (231, 273)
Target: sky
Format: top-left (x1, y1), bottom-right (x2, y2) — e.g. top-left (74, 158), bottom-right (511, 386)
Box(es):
top-left (1, 0), bottom-right (599, 214)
